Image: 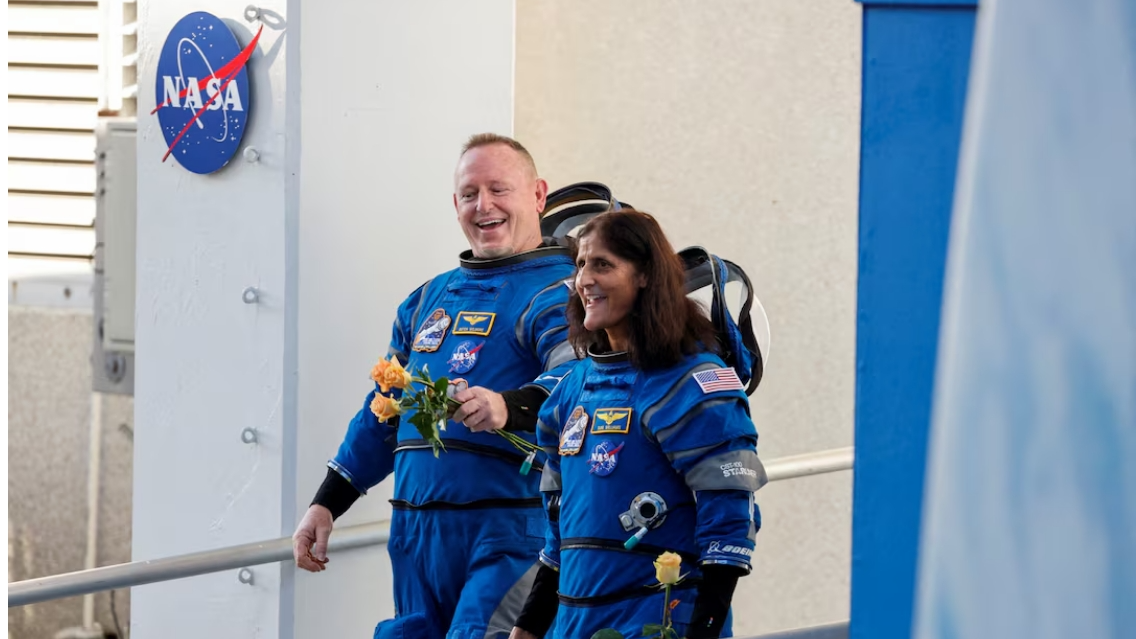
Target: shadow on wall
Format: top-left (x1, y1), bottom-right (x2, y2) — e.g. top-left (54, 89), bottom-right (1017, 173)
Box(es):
top-left (8, 307), bottom-right (134, 639)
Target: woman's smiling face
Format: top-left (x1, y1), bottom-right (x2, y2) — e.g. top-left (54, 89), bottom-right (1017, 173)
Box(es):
top-left (574, 232), bottom-right (646, 352)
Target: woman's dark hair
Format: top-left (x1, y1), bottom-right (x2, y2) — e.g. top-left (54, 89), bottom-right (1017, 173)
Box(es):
top-left (567, 209), bottom-right (719, 369)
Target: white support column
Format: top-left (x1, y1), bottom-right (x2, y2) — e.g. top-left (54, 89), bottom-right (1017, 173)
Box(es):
top-left (134, 0), bottom-right (515, 636)
top-left (133, 2), bottom-right (292, 637)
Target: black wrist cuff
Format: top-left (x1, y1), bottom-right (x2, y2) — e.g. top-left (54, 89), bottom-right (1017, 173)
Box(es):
top-left (514, 563), bottom-right (560, 638)
top-left (687, 563), bottom-right (747, 639)
top-left (501, 386), bottom-right (549, 433)
top-left (311, 468), bottom-right (362, 520)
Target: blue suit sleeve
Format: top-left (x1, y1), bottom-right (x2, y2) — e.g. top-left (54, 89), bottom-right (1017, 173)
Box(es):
top-left (645, 378), bottom-right (766, 572)
top-left (328, 388), bottom-right (398, 493)
top-left (692, 489), bottom-right (759, 571)
top-left (327, 282), bottom-right (427, 492)
top-left (538, 491), bottom-right (562, 571)
top-left (518, 276), bottom-right (578, 394)
top-left (536, 386), bottom-right (566, 569)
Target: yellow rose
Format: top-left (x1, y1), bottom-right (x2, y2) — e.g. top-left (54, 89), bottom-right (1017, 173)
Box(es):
top-left (370, 394), bottom-right (403, 423)
top-left (370, 355), bottom-right (413, 393)
top-left (654, 551), bottom-right (682, 585)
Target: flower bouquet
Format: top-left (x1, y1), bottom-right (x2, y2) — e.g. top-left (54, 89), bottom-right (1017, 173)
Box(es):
top-left (368, 355), bottom-right (542, 471)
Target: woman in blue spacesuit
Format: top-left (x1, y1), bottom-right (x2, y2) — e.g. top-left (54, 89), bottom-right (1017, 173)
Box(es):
top-left (507, 210), bottom-right (767, 639)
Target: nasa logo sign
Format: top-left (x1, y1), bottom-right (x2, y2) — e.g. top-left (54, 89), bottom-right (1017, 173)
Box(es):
top-left (152, 12), bottom-right (262, 174)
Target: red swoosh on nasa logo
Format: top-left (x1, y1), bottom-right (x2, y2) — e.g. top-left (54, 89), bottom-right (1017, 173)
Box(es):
top-left (151, 24), bottom-right (263, 115)
top-left (157, 25), bottom-right (263, 162)
top-left (589, 442), bottom-right (625, 473)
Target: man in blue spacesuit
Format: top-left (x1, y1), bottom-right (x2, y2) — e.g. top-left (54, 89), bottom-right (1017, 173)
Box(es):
top-left (291, 134), bottom-right (578, 639)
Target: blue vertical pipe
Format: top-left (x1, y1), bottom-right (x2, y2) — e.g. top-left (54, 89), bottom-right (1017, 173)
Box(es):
top-left (851, 3), bottom-right (977, 639)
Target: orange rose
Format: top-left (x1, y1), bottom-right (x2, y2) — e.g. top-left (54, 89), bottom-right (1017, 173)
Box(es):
top-left (370, 394), bottom-right (403, 423)
top-left (654, 551), bottom-right (682, 585)
top-left (370, 355), bottom-right (413, 393)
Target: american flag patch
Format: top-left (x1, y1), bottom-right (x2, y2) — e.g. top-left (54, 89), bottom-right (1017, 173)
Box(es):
top-left (693, 368), bottom-right (744, 393)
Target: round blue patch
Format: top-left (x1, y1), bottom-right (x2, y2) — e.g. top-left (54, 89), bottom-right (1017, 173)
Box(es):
top-left (154, 12), bottom-right (253, 174)
top-left (448, 340), bottom-right (484, 374)
top-left (589, 440), bottom-right (624, 477)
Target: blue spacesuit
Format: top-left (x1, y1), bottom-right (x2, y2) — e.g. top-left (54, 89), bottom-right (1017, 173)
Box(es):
top-left (329, 246), bottom-right (577, 639)
top-left (535, 349), bottom-right (767, 639)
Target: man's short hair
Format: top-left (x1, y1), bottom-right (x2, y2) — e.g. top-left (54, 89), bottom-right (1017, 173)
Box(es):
top-left (461, 133), bottom-right (538, 177)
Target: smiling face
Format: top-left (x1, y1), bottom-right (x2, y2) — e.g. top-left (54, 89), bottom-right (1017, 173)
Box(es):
top-left (453, 143), bottom-right (548, 259)
top-left (574, 232), bottom-right (647, 352)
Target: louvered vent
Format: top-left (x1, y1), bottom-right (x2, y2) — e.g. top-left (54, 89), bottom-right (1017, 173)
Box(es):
top-left (8, 0), bottom-right (136, 271)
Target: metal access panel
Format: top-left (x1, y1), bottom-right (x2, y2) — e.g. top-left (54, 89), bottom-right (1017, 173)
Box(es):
top-left (92, 119), bottom-right (137, 395)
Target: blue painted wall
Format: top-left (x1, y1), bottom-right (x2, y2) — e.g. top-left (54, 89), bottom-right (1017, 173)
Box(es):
top-left (851, 3), bottom-right (976, 639)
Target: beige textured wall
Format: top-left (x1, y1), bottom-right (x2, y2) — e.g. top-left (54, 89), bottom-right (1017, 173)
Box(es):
top-left (516, 0), bottom-right (861, 633)
top-left (8, 307), bottom-right (135, 639)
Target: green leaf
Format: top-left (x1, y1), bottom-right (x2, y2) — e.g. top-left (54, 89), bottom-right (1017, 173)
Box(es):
top-left (408, 412), bottom-right (437, 443)
top-left (392, 364), bottom-right (451, 455)
top-left (589, 630), bottom-right (625, 639)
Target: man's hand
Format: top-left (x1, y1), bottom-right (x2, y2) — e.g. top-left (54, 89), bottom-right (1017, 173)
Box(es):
top-left (452, 386), bottom-right (508, 432)
top-left (508, 628), bottom-right (538, 639)
top-left (292, 504), bottom-right (333, 572)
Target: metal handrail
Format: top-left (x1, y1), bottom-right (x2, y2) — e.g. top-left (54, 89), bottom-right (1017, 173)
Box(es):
top-left (8, 522), bottom-right (389, 608)
top-left (746, 621), bottom-right (849, 639)
top-left (765, 446), bottom-right (854, 482)
top-left (8, 447), bottom-right (853, 608)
